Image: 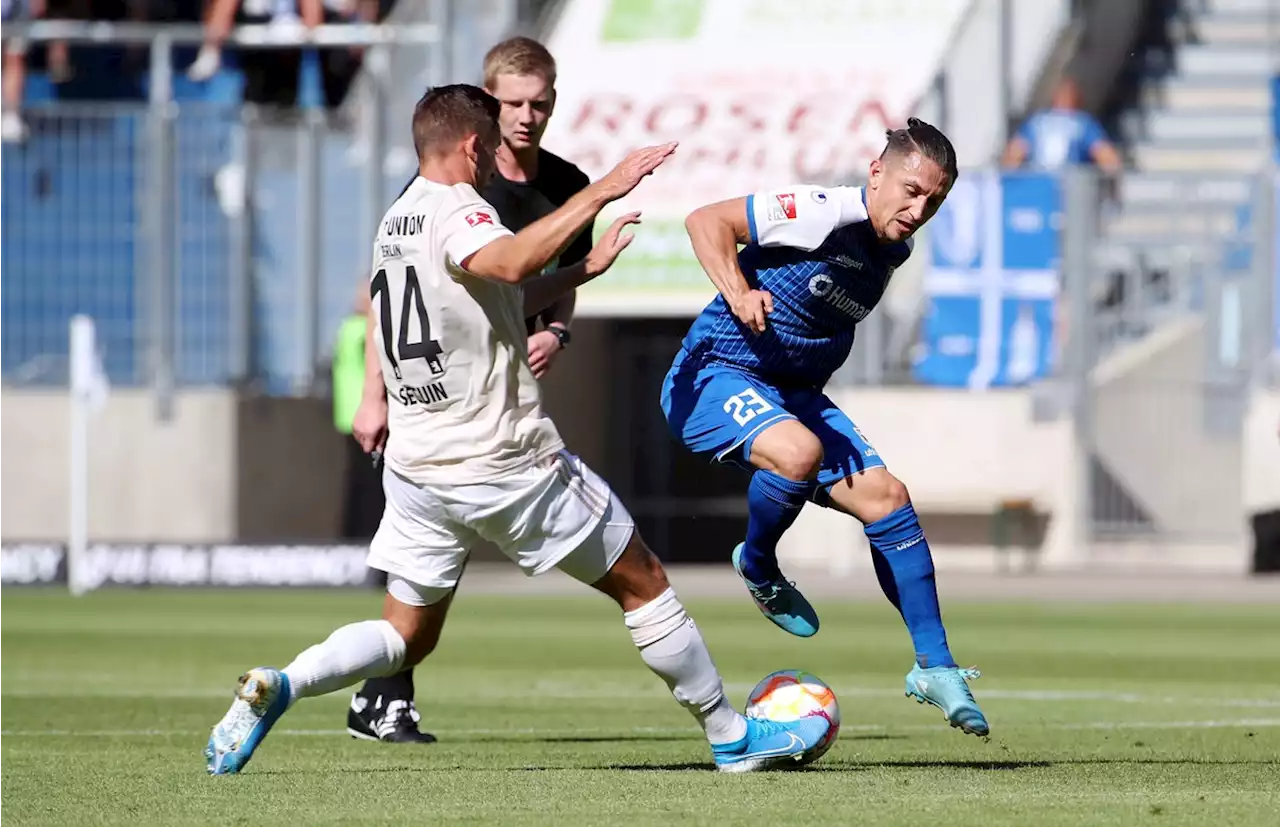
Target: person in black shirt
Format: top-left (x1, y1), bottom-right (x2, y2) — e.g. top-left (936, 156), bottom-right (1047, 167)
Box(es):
top-left (346, 36), bottom-right (593, 744)
top-left (484, 146), bottom-right (589, 377)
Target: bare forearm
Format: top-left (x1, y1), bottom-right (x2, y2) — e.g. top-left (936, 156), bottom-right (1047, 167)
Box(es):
top-left (540, 289), bottom-right (576, 329)
top-left (362, 307), bottom-right (384, 402)
top-left (469, 186), bottom-right (609, 284)
top-left (686, 210), bottom-right (751, 303)
top-left (523, 265), bottom-right (591, 319)
top-left (1091, 141), bottom-right (1124, 174)
top-left (1001, 138), bottom-right (1028, 169)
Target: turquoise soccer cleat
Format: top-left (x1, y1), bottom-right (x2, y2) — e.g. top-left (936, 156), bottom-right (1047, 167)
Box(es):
top-left (904, 664), bottom-right (990, 736)
top-left (731, 543), bottom-right (820, 637)
top-left (206, 667), bottom-right (292, 775)
top-left (711, 714), bottom-right (831, 772)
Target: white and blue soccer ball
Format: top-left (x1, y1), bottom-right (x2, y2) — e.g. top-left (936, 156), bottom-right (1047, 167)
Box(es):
top-left (744, 669), bottom-right (841, 765)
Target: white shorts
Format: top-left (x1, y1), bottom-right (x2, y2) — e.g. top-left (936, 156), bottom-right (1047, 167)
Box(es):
top-left (367, 451), bottom-right (634, 605)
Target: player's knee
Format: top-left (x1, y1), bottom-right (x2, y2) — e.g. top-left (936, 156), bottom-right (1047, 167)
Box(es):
top-left (592, 530), bottom-right (672, 611)
top-left (863, 474), bottom-right (911, 523)
top-left (769, 433), bottom-right (824, 482)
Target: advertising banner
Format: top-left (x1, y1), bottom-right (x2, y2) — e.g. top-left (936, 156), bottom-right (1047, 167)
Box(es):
top-left (913, 170), bottom-right (1061, 388)
top-left (1, 543), bottom-right (378, 591)
top-left (543, 0), bottom-right (971, 315)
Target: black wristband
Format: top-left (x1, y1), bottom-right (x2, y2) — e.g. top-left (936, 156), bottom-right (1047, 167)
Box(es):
top-left (548, 325), bottom-right (572, 347)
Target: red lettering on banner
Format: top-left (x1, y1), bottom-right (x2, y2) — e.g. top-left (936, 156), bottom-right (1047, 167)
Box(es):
top-left (794, 145), bottom-right (841, 180)
top-left (786, 102), bottom-right (815, 135)
top-left (563, 92), bottom-right (899, 183)
top-left (681, 142), bottom-right (769, 172)
top-left (571, 96), bottom-right (633, 133)
top-left (727, 100), bottom-right (768, 133)
top-left (644, 96), bottom-right (707, 134)
top-left (847, 99), bottom-right (892, 135)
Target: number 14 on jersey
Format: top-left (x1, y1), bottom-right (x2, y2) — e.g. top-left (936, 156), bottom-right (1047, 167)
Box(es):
top-left (371, 264), bottom-right (445, 382)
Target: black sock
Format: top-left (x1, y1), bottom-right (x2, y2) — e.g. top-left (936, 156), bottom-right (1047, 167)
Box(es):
top-left (356, 667), bottom-right (415, 702)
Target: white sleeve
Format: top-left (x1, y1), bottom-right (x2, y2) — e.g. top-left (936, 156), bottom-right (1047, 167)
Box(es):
top-left (438, 185), bottom-right (514, 271)
top-left (746, 185), bottom-right (868, 251)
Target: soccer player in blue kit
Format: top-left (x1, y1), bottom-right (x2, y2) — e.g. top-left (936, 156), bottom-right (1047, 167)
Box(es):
top-left (662, 118), bottom-right (989, 736)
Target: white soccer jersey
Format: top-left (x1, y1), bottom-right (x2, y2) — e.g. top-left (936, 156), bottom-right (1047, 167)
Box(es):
top-left (370, 177), bottom-right (564, 485)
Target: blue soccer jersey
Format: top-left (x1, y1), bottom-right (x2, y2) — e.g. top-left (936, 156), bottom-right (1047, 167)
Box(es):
top-left (679, 185), bottom-right (911, 389)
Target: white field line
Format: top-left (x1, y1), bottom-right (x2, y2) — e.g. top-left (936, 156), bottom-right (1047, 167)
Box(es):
top-left (4, 682), bottom-right (1279, 708)
top-left (4, 720), bottom-right (1280, 738)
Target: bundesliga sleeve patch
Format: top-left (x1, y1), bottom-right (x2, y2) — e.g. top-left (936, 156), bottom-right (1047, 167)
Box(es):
top-left (464, 210), bottom-right (495, 227)
top-left (767, 192), bottom-right (797, 222)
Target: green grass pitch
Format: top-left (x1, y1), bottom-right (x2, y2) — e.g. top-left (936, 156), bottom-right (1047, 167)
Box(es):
top-left (3, 586), bottom-right (1278, 825)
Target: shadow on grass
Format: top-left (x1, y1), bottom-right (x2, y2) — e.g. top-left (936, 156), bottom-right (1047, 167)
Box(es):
top-left (243, 756), bottom-right (1278, 776)
top-left (530, 732), bottom-right (910, 746)
top-left (600, 761), bottom-right (1046, 773)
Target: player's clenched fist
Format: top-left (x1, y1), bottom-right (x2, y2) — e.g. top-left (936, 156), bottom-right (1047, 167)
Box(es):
top-left (730, 289), bottom-right (774, 334)
top-left (595, 142), bottom-right (678, 202)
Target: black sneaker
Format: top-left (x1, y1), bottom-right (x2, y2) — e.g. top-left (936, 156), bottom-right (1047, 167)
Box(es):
top-left (347, 695), bottom-right (437, 743)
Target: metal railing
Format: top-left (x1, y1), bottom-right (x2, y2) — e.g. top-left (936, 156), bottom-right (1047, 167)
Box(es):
top-left (1061, 164), bottom-right (1278, 548)
top-left (2, 19), bottom-right (457, 417)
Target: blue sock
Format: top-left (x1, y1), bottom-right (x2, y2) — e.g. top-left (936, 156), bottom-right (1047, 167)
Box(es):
top-left (863, 503), bottom-right (956, 669)
top-left (740, 471), bottom-right (816, 585)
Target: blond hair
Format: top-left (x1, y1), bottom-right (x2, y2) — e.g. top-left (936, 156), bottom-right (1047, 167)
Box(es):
top-left (482, 36), bottom-right (557, 89)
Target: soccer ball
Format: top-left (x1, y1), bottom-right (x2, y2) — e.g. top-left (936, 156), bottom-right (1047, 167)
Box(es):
top-left (744, 669), bottom-right (841, 765)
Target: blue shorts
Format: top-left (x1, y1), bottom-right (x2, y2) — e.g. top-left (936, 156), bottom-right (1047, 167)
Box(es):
top-left (660, 350), bottom-right (885, 488)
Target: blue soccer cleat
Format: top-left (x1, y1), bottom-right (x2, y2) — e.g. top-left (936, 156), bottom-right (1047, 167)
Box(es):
top-left (904, 664), bottom-right (990, 736)
top-left (712, 714), bottom-right (831, 772)
top-left (731, 543), bottom-right (820, 637)
top-left (206, 667), bottom-right (292, 775)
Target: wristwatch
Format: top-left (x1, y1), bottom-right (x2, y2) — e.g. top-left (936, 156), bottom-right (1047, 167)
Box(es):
top-left (548, 325), bottom-right (572, 348)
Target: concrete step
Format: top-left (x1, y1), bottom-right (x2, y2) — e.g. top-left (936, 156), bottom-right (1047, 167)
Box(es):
top-left (1104, 208), bottom-right (1239, 242)
top-left (1116, 173), bottom-right (1254, 207)
top-left (1095, 242), bottom-right (1220, 272)
top-left (1127, 137), bottom-right (1271, 156)
top-left (1181, 12), bottom-right (1280, 45)
top-left (1200, 0), bottom-right (1280, 13)
top-left (1176, 45), bottom-right (1277, 76)
top-left (1143, 79), bottom-right (1272, 113)
top-left (1123, 110), bottom-right (1273, 143)
top-left (1131, 144), bottom-right (1271, 173)
top-left (1091, 243), bottom-right (1202, 274)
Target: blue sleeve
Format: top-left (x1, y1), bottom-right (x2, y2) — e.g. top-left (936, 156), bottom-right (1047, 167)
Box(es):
top-left (1015, 116), bottom-right (1035, 143)
top-left (745, 194), bottom-right (758, 244)
top-left (1081, 115), bottom-right (1108, 148)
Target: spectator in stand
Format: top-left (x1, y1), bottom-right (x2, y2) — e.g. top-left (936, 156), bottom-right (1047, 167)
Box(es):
top-left (188, 0), bottom-right (319, 85)
top-left (1, 0), bottom-right (40, 143)
top-left (1001, 77), bottom-right (1123, 174)
top-left (1003, 75), bottom-right (1126, 352)
top-left (188, 0), bottom-right (378, 111)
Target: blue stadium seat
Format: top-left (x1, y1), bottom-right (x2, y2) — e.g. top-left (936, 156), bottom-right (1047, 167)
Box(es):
top-left (2, 113), bottom-right (142, 384)
top-left (6, 58), bottom-right (366, 391)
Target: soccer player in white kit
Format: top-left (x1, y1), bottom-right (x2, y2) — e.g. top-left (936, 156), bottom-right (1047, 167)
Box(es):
top-left (205, 85), bottom-right (831, 775)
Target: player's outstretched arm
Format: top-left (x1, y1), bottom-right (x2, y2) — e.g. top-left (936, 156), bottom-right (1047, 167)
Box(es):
top-left (522, 212), bottom-right (641, 317)
top-left (462, 143), bottom-right (676, 284)
top-left (685, 197), bottom-right (772, 333)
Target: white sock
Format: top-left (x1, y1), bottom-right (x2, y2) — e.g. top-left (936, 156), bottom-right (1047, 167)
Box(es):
top-left (624, 588), bottom-right (748, 746)
top-left (282, 619), bottom-right (406, 704)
